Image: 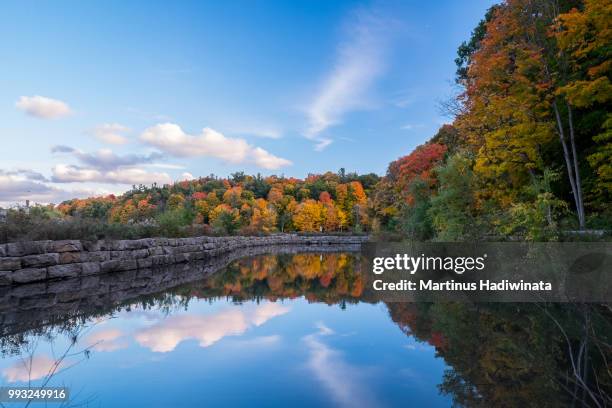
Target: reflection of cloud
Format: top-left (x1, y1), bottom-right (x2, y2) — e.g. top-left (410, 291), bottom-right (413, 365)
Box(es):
top-left (303, 324), bottom-right (379, 408)
top-left (134, 303), bottom-right (289, 352)
top-left (3, 355), bottom-right (62, 382)
top-left (251, 302), bottom-right (290, 326)
top-left (83, 328), bottom-right (128, 352)
top-left (231, 335), bottom-right (281, 347)
top-left (315, 321), bottom-right (334, 336)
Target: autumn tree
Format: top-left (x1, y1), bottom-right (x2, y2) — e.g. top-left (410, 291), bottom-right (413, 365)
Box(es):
top-left (209, 204), bottom-right (241, 234)
top-left (250, 198), bottom-right (277, 233)
top-left (292, 199), bottom-right (324, 232)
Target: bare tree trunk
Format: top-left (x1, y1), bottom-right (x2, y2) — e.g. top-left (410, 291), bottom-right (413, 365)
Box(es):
top-left (553, 100), bottom-right (585, 229)
top-left (567, 103), bottom-right (585, 228)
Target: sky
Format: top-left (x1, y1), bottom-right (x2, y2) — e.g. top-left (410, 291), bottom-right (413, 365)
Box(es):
top-left (0, 0), bottom-right (496, 206)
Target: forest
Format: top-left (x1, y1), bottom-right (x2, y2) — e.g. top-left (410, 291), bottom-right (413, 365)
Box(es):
top-left (1, 0), bottom-right (610, 243)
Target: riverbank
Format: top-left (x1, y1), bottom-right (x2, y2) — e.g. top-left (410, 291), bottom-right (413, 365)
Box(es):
top-left (0, 234), bottom-right (369, 286)
top-left (0, 242), bottom-right (366, 336)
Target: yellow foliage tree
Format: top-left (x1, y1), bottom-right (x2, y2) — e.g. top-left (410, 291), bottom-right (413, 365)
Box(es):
top-left (292, 199), bottom-right (324, 232)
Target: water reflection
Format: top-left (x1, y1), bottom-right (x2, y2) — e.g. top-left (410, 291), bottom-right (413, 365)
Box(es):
top-left (0, 250), bottom-right (610, 407)
top-left (134, 303), bottom-right (289, 352)
top-left (303, 322), bottom-right (381, 408)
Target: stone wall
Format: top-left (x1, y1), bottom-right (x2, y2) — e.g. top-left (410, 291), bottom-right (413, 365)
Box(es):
top-left (0, 243), bottom-right (364, 338)
top-left (0, 234), bottom-right (368, 286)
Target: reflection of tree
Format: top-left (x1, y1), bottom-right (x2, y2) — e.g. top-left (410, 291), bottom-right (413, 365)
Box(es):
top-left (387, 302), bottom-right (612, 407)
top-left (198, 253), bottom-right (365, 304)
top-left (0, 323), bottom-right (101, 408)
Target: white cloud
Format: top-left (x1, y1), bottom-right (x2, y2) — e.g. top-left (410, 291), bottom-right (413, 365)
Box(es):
top-left (181, 172), bottom-right (194, 181)
top-left (140, 123), bottom-right (292, 170)
top-left (305, 8), bottom-right (390, 150)
top-left (0, 171), bottom-right (97, 206)
top-left (93, 123), bottom-right (130, 145)
top-left (51, 164), bottom-right (172, 185)
top-left (134, 303), bottom-right (289, 352)
top-left (15, 95), bottom-right (72, 119)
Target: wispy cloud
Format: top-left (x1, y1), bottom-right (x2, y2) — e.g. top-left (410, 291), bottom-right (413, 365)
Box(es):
top-left (305, 7), bottom-right (392, 151)
top-left (227, 124), bottom-right (283, 139)
top-left (92, 123), bottom-right (130, 145)
top-left (15, 95), bottom-right (72, 119)
top-left (303, 323), bottom-right (380, 408)
top-left (141, 123), bottom-right (292, 170)
top-left (401, 123), bottom-right (425, 131)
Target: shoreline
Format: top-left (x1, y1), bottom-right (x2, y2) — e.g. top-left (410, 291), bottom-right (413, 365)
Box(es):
top-left (0, 234), bottom-right (369, 286)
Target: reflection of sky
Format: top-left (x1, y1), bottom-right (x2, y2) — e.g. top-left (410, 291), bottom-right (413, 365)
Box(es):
top-left (0, 299), bottom-right (450, 407)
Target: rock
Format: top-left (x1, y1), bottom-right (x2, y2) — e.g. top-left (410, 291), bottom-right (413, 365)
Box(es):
top-left (174, 253), bottom-right (190, 263)
top-left (137, 258), bottom-right (152, 269)
top-left (81, 262), bottom-right (101, 276)
top-left (131, 249), bottom-right (150, 259)
top-left (0, 271), bottom-right (12, 286)
top-left (50, 240), bottom-right (83, 253)
top-left (6, 241), bottom-right (50, 257)
top-left (0, 257), bottom-right (21, 271)
top-left (13, 268), bottom-right (47, 283)
top-left (0, 244), bottom-right (6, 257)
top-left (111, 240), bottom-right (131, 251)
top-left (82, 240), bottom-right (102, 252)
top-left (81, 251), bottom-right (110, 262)
top-left (59, 252), bottom-right (82, 264)
top-left (116, 259), bottom-right (137, 271)
top-left (148, 247), bottom-right (164, 256)
top-left (100, 260), bottom-right (120, 273)
top-left (111, 250), bottom-right (129, 259)
top-left (22, 253), bottom-right (59, 268)
top-left (48, 264), bottom-right (82, 279)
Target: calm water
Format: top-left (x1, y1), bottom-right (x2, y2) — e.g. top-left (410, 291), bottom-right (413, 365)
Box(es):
top-left (0, 251), bottom-right (609, 407)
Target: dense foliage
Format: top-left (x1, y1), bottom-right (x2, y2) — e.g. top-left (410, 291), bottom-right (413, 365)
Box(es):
top-left (0, 170), bottom-right (378, 242)
top-left (371, 0), bottom-right (611, 241)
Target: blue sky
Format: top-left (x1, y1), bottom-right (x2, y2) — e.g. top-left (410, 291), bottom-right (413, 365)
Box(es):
top-left (0, 0), bottom-right (495, 205)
